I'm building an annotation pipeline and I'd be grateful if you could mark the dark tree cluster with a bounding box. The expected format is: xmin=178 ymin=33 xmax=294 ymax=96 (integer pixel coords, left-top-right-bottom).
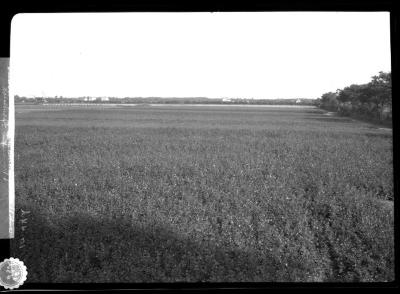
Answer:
xmin=316 ymin=72 xmax=392 ymax=122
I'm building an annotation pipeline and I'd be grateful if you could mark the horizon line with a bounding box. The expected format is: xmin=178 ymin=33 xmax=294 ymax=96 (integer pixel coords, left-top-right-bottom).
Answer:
xmin=14 ymin=96 xmax=318 ymax=100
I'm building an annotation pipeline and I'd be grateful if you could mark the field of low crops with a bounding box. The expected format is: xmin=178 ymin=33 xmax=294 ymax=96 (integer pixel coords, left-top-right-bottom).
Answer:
xmin=11 ymin=105 xmax=393 ymax=282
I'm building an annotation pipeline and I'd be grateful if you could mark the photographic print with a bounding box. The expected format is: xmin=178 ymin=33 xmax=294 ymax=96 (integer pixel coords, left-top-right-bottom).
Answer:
xmin=9 ymin=12 xmax=393 ymax=283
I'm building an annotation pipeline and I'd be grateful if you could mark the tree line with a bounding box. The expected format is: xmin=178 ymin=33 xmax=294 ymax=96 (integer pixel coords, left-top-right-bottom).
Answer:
xmin=14 ymin=96 xmax=316 ymax=105
xmin=316 ymin=71 xmax=392 ymax=123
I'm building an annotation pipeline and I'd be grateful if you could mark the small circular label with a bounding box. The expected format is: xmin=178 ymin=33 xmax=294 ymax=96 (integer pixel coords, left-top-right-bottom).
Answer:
xmin=0 ymin=258 xmax=28 ymax=290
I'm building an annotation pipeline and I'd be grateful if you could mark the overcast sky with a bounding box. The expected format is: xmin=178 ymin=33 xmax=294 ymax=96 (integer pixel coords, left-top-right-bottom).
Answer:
xmin=10 ymin=12 xmax=391 ymax=99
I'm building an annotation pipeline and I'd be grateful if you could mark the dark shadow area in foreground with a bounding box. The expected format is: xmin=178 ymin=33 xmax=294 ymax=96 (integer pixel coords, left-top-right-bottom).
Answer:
xmin=11 ymin=204 xmax=288 ymax=283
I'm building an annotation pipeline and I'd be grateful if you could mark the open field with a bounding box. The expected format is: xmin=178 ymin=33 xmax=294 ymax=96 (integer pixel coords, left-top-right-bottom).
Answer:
xmin=11 ymin=105 xmax=393 ymax=282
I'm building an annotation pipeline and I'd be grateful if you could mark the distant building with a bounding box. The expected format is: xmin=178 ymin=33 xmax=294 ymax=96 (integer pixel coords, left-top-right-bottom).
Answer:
xmin=296 ymin=99 xmax=302 ymax=104
xmin=100 ymin=97 xmax=109 ymax=102
xmin=222 ymin=98 xmax=232 ymax=102
xmin=84 ymin=97 xmax=96 ymax=102
xmin=382 ymin=105 xmax=392 ymax=119
xmin=382 ymin=105 xmax=391 ymax=113
xmin=34 ymin=97 xmax=45 ymax=103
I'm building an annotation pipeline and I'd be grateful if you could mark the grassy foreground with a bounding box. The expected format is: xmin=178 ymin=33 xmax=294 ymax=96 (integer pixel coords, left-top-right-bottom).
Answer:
xmin=12 ymin=105 xmax=393 ymax=282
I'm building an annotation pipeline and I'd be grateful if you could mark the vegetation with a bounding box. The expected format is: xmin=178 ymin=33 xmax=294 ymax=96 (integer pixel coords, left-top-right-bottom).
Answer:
xmin=317 ymin=72 xmax=392 ymax=124
xmin=11 ymin=105 xmax=393 ymax=282
xmin=14 ymin=95 xmax=316 ymax=106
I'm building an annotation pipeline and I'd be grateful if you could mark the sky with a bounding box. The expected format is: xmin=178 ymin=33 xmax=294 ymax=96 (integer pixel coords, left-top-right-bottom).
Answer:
xmin=10 ymin=12 xmax=391 ymax=99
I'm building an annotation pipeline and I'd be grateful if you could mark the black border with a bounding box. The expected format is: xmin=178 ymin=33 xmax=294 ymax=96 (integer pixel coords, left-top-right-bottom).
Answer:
xmin=0 ymin=0 xmax=398 ymax=291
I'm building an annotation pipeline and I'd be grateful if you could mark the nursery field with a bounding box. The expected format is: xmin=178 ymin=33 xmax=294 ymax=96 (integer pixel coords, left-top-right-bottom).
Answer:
xmin=11 ymin=104 xmax=393 ymax=282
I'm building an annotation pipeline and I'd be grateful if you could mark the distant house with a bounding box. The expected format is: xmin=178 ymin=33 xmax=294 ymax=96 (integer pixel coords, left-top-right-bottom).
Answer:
xmin=295 ymin=99 xmax=302 ymax=104
xmin=84 ymin=97 xmax=96 ymax=102
xmin=222 ymin=98 xmax=232 ymax=102
xmin=382 ymin=105 xmax=392 ymax=119
xmin=34 ymin=97 xmax=45 ymax=104
xmin=382 ymin=105 xmax=391 ymax=113
xmin=100 ymin=97 xmax=110 ymax=102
